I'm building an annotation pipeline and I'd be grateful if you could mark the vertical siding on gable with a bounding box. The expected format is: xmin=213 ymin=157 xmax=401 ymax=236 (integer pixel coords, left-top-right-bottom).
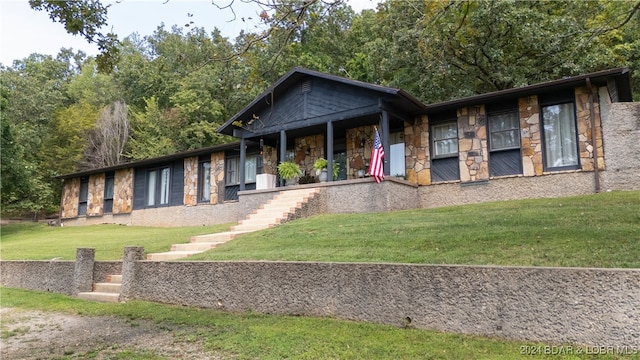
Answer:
xmin=113 ymin=168 xmax=133 ymax=214
xmin=183 ymin=157 xmax=198 ymax=206
xmin=575 ymin=86 xmax=605 ymax=172
xmin=61 ymin=178 xmax=80 ymax=219
xmin=87 ymin=173 xmax=105 ymax=216
xmin=519 ymin=95 xmax=543 ymax=176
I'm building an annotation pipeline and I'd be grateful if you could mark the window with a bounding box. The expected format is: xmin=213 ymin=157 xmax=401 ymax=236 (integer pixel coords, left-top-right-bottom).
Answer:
xmin=430 ymin=116 xmax=460 ymax=182
xmin=489 ymin=111 xmax=520 ymax=150
xmin=488 ymin=108 xmax=522 ymax=177
xmin=432 ymin=122 xmax=458 ymax=158
xmin=78 ymin=177 xmax=89 ymax=216
xmin=541 ymin=102 xmax=579 ymax=170
xmin=146 ymin=166 xmax=171 ymax=207
xmin=198 ymin=160 xmax=211 ymax=203
xmin=104 ymin=172 xmax=114 ymax=213
xmin=225 ymin=155 xmax=258 ymax=185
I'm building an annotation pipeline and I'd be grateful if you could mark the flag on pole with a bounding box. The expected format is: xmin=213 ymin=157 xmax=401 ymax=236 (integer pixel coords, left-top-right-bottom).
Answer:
xmin=369 ymin=129 xmax=385 ymax=183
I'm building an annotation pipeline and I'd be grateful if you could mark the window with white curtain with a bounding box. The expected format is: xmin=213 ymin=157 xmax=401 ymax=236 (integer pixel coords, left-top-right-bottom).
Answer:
xmin=541 ymin=103 xmax=579 ymax=170
xmin=198 ymin=161 xmax=211 ymax=203
xmin=432 ymin=122 xmax=458 ymax=158
xmin=225 ymin=155 xmax=258 ymax=185
xmin=146 ymin=166 xmax=171 ymax=207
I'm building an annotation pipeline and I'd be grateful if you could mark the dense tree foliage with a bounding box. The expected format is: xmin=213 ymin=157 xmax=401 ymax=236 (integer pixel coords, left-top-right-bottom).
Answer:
xmin=2 ymin=0 xmax=639 ymax=216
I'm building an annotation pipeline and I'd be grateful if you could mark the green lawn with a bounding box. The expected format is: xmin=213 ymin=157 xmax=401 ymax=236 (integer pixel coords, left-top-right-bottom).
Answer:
xmin=0 ymin=222 xmax=234 ymax=260
xmin=4 ymin=287 xmax=636 ymax=360
xmin=1 ymin=191 xmax=639 ymax=267
xmin=189 ymin=191 xmax=640 ymax=268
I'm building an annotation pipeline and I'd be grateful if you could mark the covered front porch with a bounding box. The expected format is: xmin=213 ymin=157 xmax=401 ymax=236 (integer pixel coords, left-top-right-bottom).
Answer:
xmin=218 ymin=67 xmax=428 ymax=197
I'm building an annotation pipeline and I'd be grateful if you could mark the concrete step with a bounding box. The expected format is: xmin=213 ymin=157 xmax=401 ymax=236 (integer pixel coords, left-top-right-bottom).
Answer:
xmin=106 ymin=274 xmax=122 ymax=283
xmin=93 ymin=282 xmax=122 ymax=293
xmin=231 ymin=223 xmax=273 ymax=232
xmin=172 ymin=242 xmax=222 ymax=252
xmin=190 ymin=231 xmax=250 ymax=243
xmin=147 ymin=250 xmax=203 ymax=261
xmin=77 ymin=291 xmax=120 ymax=303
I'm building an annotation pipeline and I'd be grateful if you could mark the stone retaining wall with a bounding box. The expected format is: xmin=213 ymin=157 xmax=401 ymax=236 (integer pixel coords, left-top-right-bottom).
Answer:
xmin=126 ymin=261 xmax=638 ymax=347
xmin=3 ymin=254 xmax=638 ymax=347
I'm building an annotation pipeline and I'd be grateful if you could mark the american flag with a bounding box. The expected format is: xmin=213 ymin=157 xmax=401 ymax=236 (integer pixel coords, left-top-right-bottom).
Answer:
xmin=369 ymin=129 xmax=385 ymax=183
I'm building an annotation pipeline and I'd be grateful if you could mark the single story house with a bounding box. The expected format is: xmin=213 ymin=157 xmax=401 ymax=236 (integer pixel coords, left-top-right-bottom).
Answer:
xmin=58 ymin=67 xmax=639 ymax=227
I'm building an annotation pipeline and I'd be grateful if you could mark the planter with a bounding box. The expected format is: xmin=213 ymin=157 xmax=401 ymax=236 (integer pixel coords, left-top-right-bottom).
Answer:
xmin=357 ymin=169 xmax=365 ymax=178
xmin=318 ymin=169 xmax=328 ymax=182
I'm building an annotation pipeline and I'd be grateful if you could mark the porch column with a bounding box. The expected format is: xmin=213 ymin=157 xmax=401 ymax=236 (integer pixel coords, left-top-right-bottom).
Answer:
xmin=327 ymin=121 xmax=334 ymax=182
xmin=279 ymin=130 xmax=287 ymax=187
xmin=381 ymin=109 xmax=391 ymax=176
xmin=239 ymin=137 xmax=246 ymax=191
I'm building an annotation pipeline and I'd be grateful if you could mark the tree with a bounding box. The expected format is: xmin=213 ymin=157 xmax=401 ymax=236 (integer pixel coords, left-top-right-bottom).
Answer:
xmin=29 ymin=0 xmax=120 ymax=72
xmin=83 ymin=100 xmax=130 ymax=169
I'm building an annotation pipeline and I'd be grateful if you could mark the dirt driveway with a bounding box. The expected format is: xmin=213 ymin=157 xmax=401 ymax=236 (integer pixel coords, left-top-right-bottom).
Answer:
xmin=0 ymin=307 xmax=227 ymax=359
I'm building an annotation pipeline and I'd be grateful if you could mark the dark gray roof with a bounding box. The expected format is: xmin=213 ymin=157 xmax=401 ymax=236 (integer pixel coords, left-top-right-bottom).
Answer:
xmin=217 ymin=67 xmax=429 ymax=136
xmin=57 ymin=142 xmax=242 ymax=179
xmin=422 ymin=67 xmax=632 ymax=113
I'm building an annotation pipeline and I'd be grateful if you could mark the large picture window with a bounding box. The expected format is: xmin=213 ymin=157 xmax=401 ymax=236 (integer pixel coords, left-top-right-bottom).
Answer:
xmin=541 ymin=102 xmax=579 ymax=170
xmin=146 ymin=166 xmax=171 ymax=207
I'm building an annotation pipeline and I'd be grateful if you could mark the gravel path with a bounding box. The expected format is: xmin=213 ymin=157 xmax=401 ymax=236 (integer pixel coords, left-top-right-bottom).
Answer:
xmin=0 ymin=307 xmax=227 ymax=359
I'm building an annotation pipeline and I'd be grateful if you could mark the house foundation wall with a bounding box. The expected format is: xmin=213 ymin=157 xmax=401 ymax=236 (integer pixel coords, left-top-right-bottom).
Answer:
xmin=60 ymin=202 xmax=240 ymax=227
xmin=420 ymin=171 xmax=600 ymax=208
xmin=3 ymin=258 xmax=638 ymax=347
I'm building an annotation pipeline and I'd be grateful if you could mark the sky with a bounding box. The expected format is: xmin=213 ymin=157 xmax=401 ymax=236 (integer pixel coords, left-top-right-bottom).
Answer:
xmin=0 ymin=0 xmax=379 ymax=67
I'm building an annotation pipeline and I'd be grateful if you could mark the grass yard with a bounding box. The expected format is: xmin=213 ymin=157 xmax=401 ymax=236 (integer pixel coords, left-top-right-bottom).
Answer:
xmin=189 ymin=190 xmax=640 ymax=268
xmin=4 ymin=287 xmax=637 ymax=360
xmin=1 ymin=191 xmax=639 ymax=267
xmin=0 ymin=222 xmax=234 ymax=260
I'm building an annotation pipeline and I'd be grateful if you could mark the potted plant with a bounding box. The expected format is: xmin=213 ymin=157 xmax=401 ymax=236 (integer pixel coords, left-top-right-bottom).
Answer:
xmin=278 ymin=161 xmax=301 ymax=185
xmin=313 ymin=158 xmax=339 ymax=182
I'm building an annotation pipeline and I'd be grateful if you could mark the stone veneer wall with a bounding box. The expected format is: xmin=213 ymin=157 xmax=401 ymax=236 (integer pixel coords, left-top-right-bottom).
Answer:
xmin=575 ymin=86 xmax=605 ymax=172
xmin=519 ymin=95 xmax=544 ymax=176
xmin=87 ymin=173 xmax=105 ymax=216
xmin=262 ymin=145 xmax=278 ymax=175
xmin=211 ymin=151 xmax=225 ymax=205
xmin=405 ymin=116 xmax=431 ymax=185
xmin=183 ymin=156 xmax=198 ymax=206
xmin=113 ymin=168 xmax=133 ymax=214
xmin=61 ymin=178 xmax=80 ymax=219
xmin=294 ymin=134 xmax=325 ymax=176
xmin=345 ymin=126 xmax=373 ymax=179
xmin=458 ymin=105 xmax=489 ymax=182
